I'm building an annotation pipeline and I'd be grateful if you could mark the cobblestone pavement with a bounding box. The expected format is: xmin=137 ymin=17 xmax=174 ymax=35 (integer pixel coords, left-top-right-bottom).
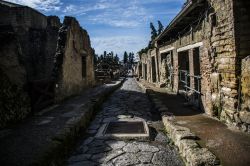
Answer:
xmin=67 ymin=78 xmax=184 ymax=166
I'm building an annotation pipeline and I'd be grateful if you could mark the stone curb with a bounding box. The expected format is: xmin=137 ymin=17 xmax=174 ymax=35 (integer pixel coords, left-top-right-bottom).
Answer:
xmin=136 ymin=79 xmax=151 ymax=94
xmin=136 ymin=80 xmax=220 ymax=166
xmin=37 ymin=78 xmax=125 ymax=165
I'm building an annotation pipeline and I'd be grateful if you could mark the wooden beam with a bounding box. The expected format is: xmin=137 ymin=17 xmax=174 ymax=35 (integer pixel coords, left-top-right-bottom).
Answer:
xmin=160 ymin=47 xmax=175 ymax=54
xmin=177 ymin=42 xmax=203 ymax=52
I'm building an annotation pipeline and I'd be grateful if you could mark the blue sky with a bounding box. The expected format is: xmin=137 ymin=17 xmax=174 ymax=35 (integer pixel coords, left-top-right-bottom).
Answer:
xmin=7 ymin=0 xmax=185 ymax=58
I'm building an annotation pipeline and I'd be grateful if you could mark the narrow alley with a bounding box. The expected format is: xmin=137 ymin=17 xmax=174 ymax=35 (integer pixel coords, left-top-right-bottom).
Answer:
xmin=66 ymin=78 xmax=184 ymax=166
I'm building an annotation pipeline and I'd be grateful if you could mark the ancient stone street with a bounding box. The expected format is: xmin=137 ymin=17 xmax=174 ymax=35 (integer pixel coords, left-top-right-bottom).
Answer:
xmin=1 ymin=0 xmax=250 ymax=165
xmin=67 ymin=78 xmax=184 ymax=166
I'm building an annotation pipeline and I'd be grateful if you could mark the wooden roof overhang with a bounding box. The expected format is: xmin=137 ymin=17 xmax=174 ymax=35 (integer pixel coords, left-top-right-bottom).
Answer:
xmin=156 ymin=0 xmax=207 ymax=46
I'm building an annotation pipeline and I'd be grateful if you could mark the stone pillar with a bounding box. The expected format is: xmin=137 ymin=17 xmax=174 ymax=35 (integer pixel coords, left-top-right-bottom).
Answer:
xmin=173 ymin=48 xmax=179 ymax=92
xmin=150 ymin=58 xmax=153 ymax=83
xmin=142 ymin=63 xmax=145 ymax=80
xmin=189 ymin=48 xmax=195 ymax=90
xmin=138 ymin=63 xmax=142 ymax=78
xmin=148 ymin=60 xmax=151 ymax=82
xmin=158 ymin=53 xmax=162 ymax=82
xmin=155 ymin=49 xmax=160 ymax=83
xmin=153 ymin=56 xmax=158 ymax=83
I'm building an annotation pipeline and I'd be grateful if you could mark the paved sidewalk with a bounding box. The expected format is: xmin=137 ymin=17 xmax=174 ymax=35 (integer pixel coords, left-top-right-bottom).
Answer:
xmin=67 ymin=78 xmax=184 ymax=166
xmin=139 ymin=80 xmax=250 ymax=166
xmin=0 ymin=79 xmax=123 ymax=166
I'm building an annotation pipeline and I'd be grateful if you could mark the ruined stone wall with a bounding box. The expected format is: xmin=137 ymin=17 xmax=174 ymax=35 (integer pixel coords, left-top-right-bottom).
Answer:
xmin=54 ymin=17 xmax=95 ymax=101
xmin=140 ymin=53 xmax=148 ymax=80
xmin=0 ymin=4 xmax=95 ymax=128
xmin=0 ymin=5 xmax=59 ymax=128
xmin=0 ymin=5 xmax=47 ymax=29
xmin=0 ymin=5 xmax=60 ymax=81
xmin=238 ymin=56 xmax=250 ymax=131
xmin=203 ymin=0 xmax=237 ymax=125
xmin=0 ymin=30 xmax=31 ymax=128
xmin=207 ymin=0 xmax=250 ymax=131
xmin=44 ymin=16 xmax=61 ymax=79
xmin=81 ymin=29 xmax=95 ymax=86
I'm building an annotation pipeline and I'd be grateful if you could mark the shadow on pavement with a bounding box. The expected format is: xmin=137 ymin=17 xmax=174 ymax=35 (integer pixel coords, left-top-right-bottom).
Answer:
xmin=148 ymin=86 xmax=250 ymax=166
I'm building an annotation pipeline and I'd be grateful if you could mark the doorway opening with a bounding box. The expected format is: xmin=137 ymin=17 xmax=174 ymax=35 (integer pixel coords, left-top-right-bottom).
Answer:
xmin=178 ymin=51 xmax=190 ymax=91
xmin=161 ymin=51 xmax=173 ymax=88
xmin=151 ymin=56 xmax=157 ymax=83
xmin=82 ymin=56 xmax=87 ymax=78
xmin=139 ymin=63 xmax=142 ymax=78
xmin=193 ymin=47 xmax=201 ymax=94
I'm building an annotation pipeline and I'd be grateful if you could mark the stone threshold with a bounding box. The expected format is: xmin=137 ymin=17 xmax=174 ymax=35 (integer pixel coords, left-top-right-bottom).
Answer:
xmin=136 ymin=80 xmax=220 ymax=166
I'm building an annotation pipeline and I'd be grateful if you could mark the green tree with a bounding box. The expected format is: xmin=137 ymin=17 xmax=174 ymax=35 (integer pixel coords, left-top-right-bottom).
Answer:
xmin=150 ymin=22 xmax=157 ymax=40
xmin=123 ymin=51 xmax=128 ymax=64
xmin=114 ymin=54 xmax=119 ymax=64
xmin=128 ymin=52 xmax=132 ymax=63
xmin=138 ymin=47 xmax=149 ymax=55
xmin=100 ymin=54 xmax=104 ymax=60
xmin=157 ymin=20 xmax=164 ymax=35
xmin=94 ymin=54 xmax=98 ymax=65
xmin=129 ymin=52 xmax=134 ymax=64
xmin=104 ymin=51 xmax=107 ymax=58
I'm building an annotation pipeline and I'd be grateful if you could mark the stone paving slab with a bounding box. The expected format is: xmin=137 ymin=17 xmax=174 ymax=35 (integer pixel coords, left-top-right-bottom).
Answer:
xmin=67 ymin=78 xmax=184 ymax=166
xmin=0 ymin=79 xmax=124 ymax=166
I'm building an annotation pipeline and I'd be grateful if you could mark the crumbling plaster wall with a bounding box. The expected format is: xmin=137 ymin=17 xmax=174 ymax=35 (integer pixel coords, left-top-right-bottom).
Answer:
xmin=54 ymin=17 xmax=95 ymax=102
xmin=0 ymin=4 xmax=95 ymax=128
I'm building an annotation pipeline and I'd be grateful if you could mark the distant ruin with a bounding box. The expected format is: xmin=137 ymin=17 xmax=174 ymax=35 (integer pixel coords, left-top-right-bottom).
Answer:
xmin=0 ymin=1 xmax=95 ymax=128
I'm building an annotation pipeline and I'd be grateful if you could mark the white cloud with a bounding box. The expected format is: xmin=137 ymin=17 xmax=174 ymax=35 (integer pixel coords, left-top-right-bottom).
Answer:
xmin=63 ymin=4 xmax=76 ymax=13
xmin=61 ymin=0 xmax=153 ymax=28
xmin=91 ymin=36 xmax=148 ymax=57
xmin=89 ymin=15 xmax=141 ymax=28
xmin=62 ymin=1 xmax=114 ymax=16
xmin=6 ymin=0 xmax=62 ymax=11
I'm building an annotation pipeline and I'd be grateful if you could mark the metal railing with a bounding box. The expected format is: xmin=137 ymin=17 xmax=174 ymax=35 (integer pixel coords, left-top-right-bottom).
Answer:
xmin=179 ymin=70 xmax=201 ymax=94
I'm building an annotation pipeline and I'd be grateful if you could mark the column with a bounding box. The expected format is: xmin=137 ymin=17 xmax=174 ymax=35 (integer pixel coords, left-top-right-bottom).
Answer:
xmin=189 ymin=48 xmax=195 ymax=90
